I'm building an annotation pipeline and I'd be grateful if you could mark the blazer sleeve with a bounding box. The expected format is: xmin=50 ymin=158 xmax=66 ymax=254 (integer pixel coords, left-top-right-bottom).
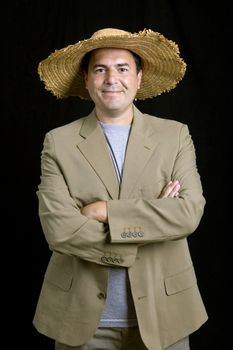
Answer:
xmin=37 ymin=132 xmax=137 ymax=266
xmin=107 ymin=124 xmax=206 ymax=243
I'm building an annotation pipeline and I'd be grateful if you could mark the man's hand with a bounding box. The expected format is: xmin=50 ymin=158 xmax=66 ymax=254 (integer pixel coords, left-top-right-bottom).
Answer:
xmin=80 ymin=201 xmax=108 ymax=223
xmin=158 ymin=180 xmax=180 ymax=198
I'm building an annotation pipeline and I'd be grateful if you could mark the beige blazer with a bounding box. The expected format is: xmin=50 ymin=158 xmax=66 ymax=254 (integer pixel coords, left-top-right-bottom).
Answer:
xmin=33 ymin=106 xmax=208 ymax=350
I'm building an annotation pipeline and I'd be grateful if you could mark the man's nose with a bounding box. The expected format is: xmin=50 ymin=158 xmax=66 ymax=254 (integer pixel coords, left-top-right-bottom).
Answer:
xmin=104 ymin=69 xmax=118 ymax=84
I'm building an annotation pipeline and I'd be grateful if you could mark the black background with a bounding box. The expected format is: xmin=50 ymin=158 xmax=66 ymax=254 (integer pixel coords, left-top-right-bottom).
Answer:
xmin=2 ymin=1 xmax=231 ymax=349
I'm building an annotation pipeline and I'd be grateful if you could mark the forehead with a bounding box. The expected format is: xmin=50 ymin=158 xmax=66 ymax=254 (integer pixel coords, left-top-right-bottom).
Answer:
xmin=89 ymin=48 xmax=135 ymax=64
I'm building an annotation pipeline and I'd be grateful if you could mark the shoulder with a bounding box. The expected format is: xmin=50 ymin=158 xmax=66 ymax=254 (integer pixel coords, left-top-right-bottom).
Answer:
xmin=48 ymin=117 xmax=84 ymax=137
xmin=43 ymin=115 xmax=92 ymax=146
xmin=141 ymin=112 xmax=189 ymax=138
xmin=143 ymin=112 xmax=184 ymax=128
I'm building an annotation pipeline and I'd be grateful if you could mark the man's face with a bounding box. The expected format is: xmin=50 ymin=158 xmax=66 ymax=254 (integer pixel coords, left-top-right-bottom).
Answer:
xmin=84 ymin=48 xmax=142 ymax=115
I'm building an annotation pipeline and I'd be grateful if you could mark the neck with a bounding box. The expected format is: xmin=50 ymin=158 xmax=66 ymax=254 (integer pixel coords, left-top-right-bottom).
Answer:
xmin=95 ymin=105 xmax=134 ymax=125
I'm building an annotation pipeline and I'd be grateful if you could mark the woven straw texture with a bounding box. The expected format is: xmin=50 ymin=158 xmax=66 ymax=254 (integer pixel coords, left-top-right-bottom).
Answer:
xmin=38 ymin=28 xmax=187 ymax=100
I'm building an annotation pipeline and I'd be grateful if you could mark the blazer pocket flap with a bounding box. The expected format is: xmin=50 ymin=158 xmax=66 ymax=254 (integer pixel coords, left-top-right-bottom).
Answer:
xmin=164 ymin=266 xmax=197 ymax=296
xmin=45 ymin=260 xmax=73 ymax=291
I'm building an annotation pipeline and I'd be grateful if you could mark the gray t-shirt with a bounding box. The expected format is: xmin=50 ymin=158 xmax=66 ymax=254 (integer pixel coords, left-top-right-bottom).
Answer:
xmin=99 ymin=122 xmax=137 ymax=327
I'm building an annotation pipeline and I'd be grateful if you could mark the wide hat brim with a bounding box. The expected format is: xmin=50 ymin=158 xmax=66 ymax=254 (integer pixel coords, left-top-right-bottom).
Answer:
xmin=38 ymin=28 xmax=187 ymax=100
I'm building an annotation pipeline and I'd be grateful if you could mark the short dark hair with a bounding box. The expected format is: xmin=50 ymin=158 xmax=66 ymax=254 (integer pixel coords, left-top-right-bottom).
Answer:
xmin=81 ymin=50 xmax=142 ymax=73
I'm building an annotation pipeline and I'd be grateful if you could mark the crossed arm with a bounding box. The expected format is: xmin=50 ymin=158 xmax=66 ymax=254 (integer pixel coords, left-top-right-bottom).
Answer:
xmin=80 ymin=180 xmax=181 ymax=224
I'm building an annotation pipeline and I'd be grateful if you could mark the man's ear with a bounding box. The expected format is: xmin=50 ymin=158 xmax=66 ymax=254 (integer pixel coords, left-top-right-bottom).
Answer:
xmin=83 ymin=71 xmax=88 ymax=86
xmin=137 ymin=70 xmax=142 ymax=89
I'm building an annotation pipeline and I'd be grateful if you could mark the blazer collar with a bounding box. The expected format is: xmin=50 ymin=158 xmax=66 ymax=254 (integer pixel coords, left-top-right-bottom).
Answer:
xmin=119 ymin=105 xmax=158 ymax=199
xmin=77 ymin=110 xmax=120 ymax=199
xmin=77 ymin=106 xmax=159 ymax=199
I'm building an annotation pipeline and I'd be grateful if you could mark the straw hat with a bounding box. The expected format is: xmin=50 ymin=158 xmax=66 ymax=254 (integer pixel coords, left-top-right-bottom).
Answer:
xmin=38 ymin=28 xmax=187 ymax=100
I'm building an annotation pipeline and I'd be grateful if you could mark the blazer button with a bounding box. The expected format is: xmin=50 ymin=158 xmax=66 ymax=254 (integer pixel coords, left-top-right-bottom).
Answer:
xmin=97 ymin=292 xmax=106 ymax=300
xmin=107 ymin=257 xmax=113 ymax=263
xmin=101 ymin=256 xmax=108 ymax=263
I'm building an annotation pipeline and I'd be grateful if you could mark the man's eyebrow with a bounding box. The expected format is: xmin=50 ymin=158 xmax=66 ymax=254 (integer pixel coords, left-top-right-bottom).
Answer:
xmin=117 ymin=63 xmax=130 ymax=67
xmin=93 ymin=64 xmax=106 ymax=68
xmin=93 ymin=63 xmax=130 ymax=68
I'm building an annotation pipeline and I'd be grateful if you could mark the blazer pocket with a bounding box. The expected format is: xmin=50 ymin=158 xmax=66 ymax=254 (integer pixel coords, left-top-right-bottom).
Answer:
xmin=44 ymin=256 xmax=73 ymax=291
xmin=164 ymin=266 xmax=197 ymax=296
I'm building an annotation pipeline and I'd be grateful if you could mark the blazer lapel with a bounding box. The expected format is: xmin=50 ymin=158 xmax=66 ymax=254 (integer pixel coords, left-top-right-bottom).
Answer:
xmin=77 ymin=110 xmax=119 ymax=199
xmin=120 ymin=106 xmax=159 ymax=199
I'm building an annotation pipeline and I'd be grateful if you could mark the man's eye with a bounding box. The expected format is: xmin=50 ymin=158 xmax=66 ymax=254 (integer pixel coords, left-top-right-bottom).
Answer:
xmin=119 ymin=67 xmax=129 ymax=73
xmin=95 ymin=68 xmax=105 ymax=73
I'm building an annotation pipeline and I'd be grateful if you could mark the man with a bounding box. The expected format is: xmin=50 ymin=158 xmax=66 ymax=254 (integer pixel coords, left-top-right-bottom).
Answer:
xmin=33 ymin=28 xmax=208 ymax=350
